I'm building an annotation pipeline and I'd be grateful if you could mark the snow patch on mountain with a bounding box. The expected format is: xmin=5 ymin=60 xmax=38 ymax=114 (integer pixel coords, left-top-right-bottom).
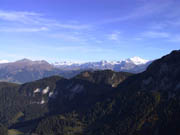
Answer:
xmin=53 ymin=61 xmax=84 ymax=66
xmin=33 ymin=86 xmax=50 ymax=95
xmin=34 ymin=88 xmax=41 ymax=93
xmin=40 ymin=99 xmax=45 ymax=104
xmin=42 ymin=86 xmax=50 ymax=94
xmin=49 ymin=91 xmax=58 ymax=98
xmin=49 ymin=91 xmax=54 ymax=97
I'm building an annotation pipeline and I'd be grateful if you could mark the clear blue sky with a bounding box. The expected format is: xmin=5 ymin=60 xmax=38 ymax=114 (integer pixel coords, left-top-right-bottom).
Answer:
xmin=0 ymin=0 xmax=180 ymax=62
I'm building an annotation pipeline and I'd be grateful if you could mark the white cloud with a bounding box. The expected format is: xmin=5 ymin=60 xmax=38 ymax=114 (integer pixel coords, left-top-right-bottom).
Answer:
xmin=149 ymin=22 xmax=167 ymax=30
xmin=0 ymin=10 xmax=41 ymax=24
xmin=50 ymin=33 xmax=84 ymax=42
xmin=95 ymin=40 xmax=103 ymax=44
xmin=133 ymin=37 xmax=143 ymax=41
xmin=109 ymin=34 xmax=119 ymax=40
xmin=52 ymin=23 xmax=91 ymax=30
xmin=55 ymin=45 xmax=114 ymax=53
xmin=108 ymin=32 xmax=121 ymax=41
xmin=0 ymin=27 xmax=48 ymax=32
xmin=166 ymin=19 xmax=180 ymax=27
xmin=141 ymin=31 xmax=170 ymax=38
xmin=100 ymin=0 xmax=173 ymax=24
xmin=168 ymin=35 xmax=180 ymax=42
xmin=139 ymin=30 xmax=180 ymax=43
xmin=0 ymin=10 xmax=91 ymax=32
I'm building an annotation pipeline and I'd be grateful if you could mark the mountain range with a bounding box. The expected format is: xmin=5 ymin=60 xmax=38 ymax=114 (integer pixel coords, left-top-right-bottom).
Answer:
xmin=0 ymin=57 xmax=152 ymax=83
xmin=52 ymin=56 xmax=151 ymax=72
xmin=0 ymin=50 xmax=180 ymax=135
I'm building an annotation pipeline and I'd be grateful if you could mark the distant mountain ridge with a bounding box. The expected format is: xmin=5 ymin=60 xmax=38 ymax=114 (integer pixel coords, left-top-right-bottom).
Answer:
xmin=0 ymin=56 xmax=149 ymax=66
xmin=52 ymin=56 xmax=150 ymax=70
xmin=0 ymin=59 xmax=82 ymax=83
xmin=0 ymin=57 xmax=152 ymax=83
xmin=52 ymin=56 xmax=152 ymax=73
xmin=53 ymin=56 xmax=152 ymax=73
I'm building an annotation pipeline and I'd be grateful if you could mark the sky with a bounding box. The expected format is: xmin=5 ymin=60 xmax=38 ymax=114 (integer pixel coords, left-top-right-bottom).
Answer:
xmin=0 ymin=0 xmax=180 ymax=62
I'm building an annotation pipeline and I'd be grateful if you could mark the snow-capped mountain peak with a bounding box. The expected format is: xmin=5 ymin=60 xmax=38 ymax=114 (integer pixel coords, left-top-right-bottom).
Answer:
xmin=128 ymin=56 xmax=148 ymax=65
xmin=52 ymin=57 xmax=149 ymax=67
xmin=0 ymin=60 xmax=9 ymax=64
xmin=53 ymin=61 xmax=84 ymax=66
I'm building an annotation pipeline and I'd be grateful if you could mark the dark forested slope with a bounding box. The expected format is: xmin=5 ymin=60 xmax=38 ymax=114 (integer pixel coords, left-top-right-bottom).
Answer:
xmin=0 ymin=70 xmax=131 ymax=134
xmin=35 ymin=50 xmax=180 ymax=135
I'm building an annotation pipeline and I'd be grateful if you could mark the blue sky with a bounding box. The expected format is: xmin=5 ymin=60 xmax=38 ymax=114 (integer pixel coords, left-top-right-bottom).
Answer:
xmin=0 ymin=0 xmax=180 ymax=62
